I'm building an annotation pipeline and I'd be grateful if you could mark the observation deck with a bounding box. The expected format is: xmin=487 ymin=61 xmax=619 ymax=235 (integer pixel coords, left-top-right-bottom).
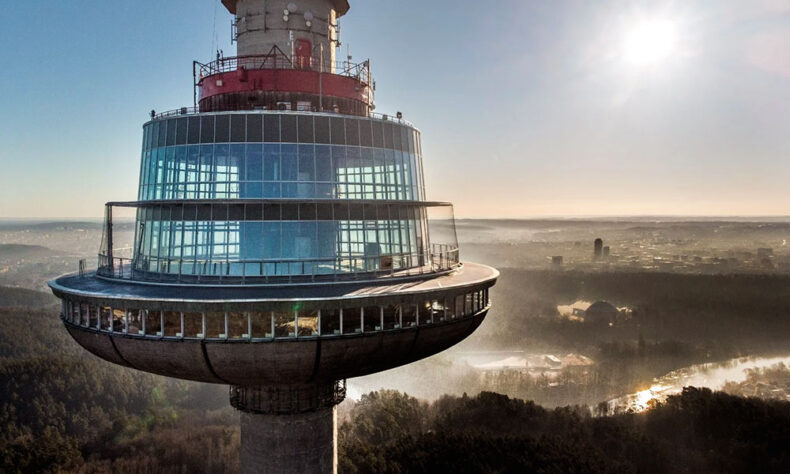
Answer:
xmin=195 ymin=50 xmax=373 ymax=116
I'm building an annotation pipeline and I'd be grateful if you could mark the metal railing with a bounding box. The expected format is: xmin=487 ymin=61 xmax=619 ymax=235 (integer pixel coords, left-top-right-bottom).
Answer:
xmin=195 ymin=51 xmax=371 ymax=85
xmin=96 ymin=243 xmax=459 ymax=285
xmin=150 ymin=106 xmax=414 ymax=128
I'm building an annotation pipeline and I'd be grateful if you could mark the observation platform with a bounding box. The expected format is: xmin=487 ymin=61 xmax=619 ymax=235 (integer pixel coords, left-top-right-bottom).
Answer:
xmin=51 ymin=262 xmax=497 ymax=309
xmin=195 ymin=51 xmax=372 ymax=115
xmin=50 ymin=263 xmax=498 ymax=386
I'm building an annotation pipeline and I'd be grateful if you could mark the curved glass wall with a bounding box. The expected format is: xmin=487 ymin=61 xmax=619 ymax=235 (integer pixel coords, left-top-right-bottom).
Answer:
xmin=99 ymin=202 xmax=459 ymax=281
xmin=138 ymin=113 xmax=424 ymax=201
xmin=132 ymin=204 xmax=426 ymax=277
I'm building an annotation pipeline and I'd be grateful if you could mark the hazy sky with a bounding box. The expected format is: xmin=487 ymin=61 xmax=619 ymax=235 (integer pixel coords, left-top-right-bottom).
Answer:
xmin=1 ymin=0 xmax=789 ymax=218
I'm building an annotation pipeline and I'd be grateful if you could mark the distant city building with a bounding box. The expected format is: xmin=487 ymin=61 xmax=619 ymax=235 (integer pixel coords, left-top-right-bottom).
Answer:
xmin=594 ymin=238 xmax=603 ymax=259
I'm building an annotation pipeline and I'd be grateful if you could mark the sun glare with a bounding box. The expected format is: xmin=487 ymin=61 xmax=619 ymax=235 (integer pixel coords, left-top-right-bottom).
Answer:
xmin=623 ymin=19 xmax=678 ymax=67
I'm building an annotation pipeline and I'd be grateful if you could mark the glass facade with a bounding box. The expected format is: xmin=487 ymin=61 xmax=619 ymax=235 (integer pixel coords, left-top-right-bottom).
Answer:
xmin=131 ymin=202 xmax=429 ymax=276
xmin=60 ymin=287 xmax=490 ymax=340
xmin=138 ymin=113 xmax=424 ymax=201
xmin=95 ymin=111 xmax=456 ymax=280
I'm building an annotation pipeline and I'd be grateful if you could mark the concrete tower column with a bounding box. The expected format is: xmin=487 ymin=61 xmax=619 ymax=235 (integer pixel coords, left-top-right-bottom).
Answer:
xmin=240 ymin=407 xmax=337 ymax=474
xmin=231 ymin=382 xmax=346 ymax=473
xmin=227 ymin=0 xmax=345 ymax=69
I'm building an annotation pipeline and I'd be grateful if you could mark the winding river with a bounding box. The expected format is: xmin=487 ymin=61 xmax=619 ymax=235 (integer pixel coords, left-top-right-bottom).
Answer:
xmin=606 ymin=355 xmax=790 ymax=413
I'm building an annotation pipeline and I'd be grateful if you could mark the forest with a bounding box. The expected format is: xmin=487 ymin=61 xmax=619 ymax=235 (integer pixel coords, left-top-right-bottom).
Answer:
xmin=3 ymin=275 xmax=790 ymax=472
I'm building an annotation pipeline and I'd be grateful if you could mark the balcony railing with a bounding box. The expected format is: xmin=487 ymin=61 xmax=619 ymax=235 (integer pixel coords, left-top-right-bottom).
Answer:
xmin=96 ymin=243 xmax=460 ymax=285
xmin=151 ymin=106 xmax=413 ymax=128
xmin=195 ymin=50 xmax=371 ymax=85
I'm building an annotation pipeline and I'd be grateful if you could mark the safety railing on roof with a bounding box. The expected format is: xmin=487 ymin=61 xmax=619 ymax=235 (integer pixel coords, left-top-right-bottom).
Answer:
xmin=150 ymin=107 xmax=413 ymax=128
xmin=96 ymin=243 xmax=459 ymax=285
xmin=195 ymin=49 xmax=371 ymax=85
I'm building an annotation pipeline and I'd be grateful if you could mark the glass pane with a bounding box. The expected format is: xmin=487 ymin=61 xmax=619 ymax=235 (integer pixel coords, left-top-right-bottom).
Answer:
xmin=280 ymin=115 xmax=297 ymax=142
xmin=247 ymin=114 xmax=263 ymax=142
xmin=145 ymin=310 xmax=162 ymax=335
xmin=264 ymin=114 xmax=280 ymax=142
xmin=298 ymin=310 xmax=318 ymax=336
xmin=100 ymin=306 xmax=112 ymax=330
xmin=163 ymin=311 xmax=180 ymax=337
xmin=363 ymin=306 xmax=380 ymax=332
xmin=314 ymin=116 xmax=330 ymax=143
xmin=215 ymin=114 xmax=230 ymax=142
xmin=251 ymin=311 xmax=274 ymax=338
xmin=228 ymin=312 xmax=248 ymax=339
xmin=431 ymin=300 xmax=445 ymax=322
xmin=231 ymin=114 xmax=246 ymax=142
xmin=187 ymin=116 xmax=200 ymax=144
xmin=200 ymin=115 xmax=215 ymax=143
xmin=184 ymin=312 xmax=203 ymax=337
xmin=383 ymin=304 xmax=400 ymax=330
xmin=128 ymin=309 xmax=143 ymax=335
xmin=445 ymin=297 xmax=457 ymax=320
xmin=274 ymin=311 xmax=295 ymax=337
xmin=297 ymin=115 xmax=314 ymax=143
xmin=78 ymin=303 xmax=89 ymax=326
xmin=330 ymin=117 xmax=345 ymax=145
xmin=205 ymin=312 xmax=225 ymax=338
xmin=320 ymin=308 xmax=341 ymax=335
xmin=112 ymin=308 xmax=126 ymax=332
xmin=342 ymin=307 xmax=361 ymax=334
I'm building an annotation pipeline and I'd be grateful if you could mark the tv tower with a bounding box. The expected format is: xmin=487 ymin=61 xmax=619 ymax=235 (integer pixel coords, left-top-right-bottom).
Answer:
xmin=49 ymin=1 xmax=498 ymax=472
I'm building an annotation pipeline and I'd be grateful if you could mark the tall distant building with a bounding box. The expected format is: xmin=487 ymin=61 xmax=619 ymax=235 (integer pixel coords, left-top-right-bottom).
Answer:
xmin=594 ymin=238 xmax=603 ymax=259
xmin=47 ymin=1 xmax=498 ymax=472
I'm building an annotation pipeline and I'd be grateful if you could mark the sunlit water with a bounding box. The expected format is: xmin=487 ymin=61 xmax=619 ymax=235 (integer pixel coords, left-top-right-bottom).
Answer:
xmin=607 ymin=355 xmax=790 ymax=414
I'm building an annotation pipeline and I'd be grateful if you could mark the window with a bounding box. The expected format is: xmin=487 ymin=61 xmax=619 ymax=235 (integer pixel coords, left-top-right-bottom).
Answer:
xmin=225 ymin=312 xmax=247 ymax=339
xmin=321 ymin=308 xmax=341 ymax=335
xmin=100 ymin=306 xmax=112 ymax=330
xmin=183 ymin=312 xmax=203 ymax=337
xmin=247 ymin=114 xmax=263 ymax=142
xmin=251 ymin=311 xmax=274 ymax=338
xmin=342 ymin=307 xmax=361 ymax=334
xmin=298 ymin=310 xmax=318 ymax=336
xmin=445 ymin=297 xmax=457 ymax=320
xmin=145 ymin=310 xmax=162 ymax=336
xmin=274 ymin=311 xmax=295 ymax=337
xmin=163 ymin=311 xmax=181 ymax=337
xmin=403 ymin=304 xmax=418 ymax=327
xmin=264 ymin=115 xmax=280 ymax=142
xmin=79 ymin=303 xmax=90 ymax=326
xmin=363 ymin=306 xmax=380 ymax=332
xmin=128 ymin=309 xmax=143 ymax=335
xmin=112 ymin=308 xmax=126 ymax=332
xmin=383 ymin=305 xmax=400 ymax=329
xmin=231 ymin=114 xmax=246 ymax=142
xmin=200 ymin=116 xmax=215 ymax=143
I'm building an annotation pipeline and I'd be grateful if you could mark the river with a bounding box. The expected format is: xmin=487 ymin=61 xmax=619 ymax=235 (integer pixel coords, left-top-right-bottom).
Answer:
xmin=606 ymin=355 xmax=790 ymax=414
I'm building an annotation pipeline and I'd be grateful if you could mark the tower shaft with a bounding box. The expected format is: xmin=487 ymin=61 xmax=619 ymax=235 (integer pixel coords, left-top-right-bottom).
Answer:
xmin=232 ymin=381 xmax=345 ymax=474
xmin=240 ymin=408 xmax=336 ymax=474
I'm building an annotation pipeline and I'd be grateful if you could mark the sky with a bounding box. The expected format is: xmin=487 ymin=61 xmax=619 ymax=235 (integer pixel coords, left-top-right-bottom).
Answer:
xmin=1 ymin=0 xmax=789 ymax=218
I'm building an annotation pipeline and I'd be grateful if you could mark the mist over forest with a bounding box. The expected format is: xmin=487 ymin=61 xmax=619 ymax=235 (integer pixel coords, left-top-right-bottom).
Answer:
xmin=3 ymin=219 xmax=790 ymax=472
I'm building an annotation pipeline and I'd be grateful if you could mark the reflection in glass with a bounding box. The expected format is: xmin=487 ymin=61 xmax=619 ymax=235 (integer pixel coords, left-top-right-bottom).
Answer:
xmin=298 ymin=310 xmax=318 ymax=336
xmin=274 ymin=311 xmax=295 ymax=337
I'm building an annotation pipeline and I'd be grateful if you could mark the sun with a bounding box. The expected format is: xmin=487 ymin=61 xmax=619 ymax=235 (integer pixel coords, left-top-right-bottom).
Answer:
xmin=623 ymin=19 xmax=678 ymax=67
